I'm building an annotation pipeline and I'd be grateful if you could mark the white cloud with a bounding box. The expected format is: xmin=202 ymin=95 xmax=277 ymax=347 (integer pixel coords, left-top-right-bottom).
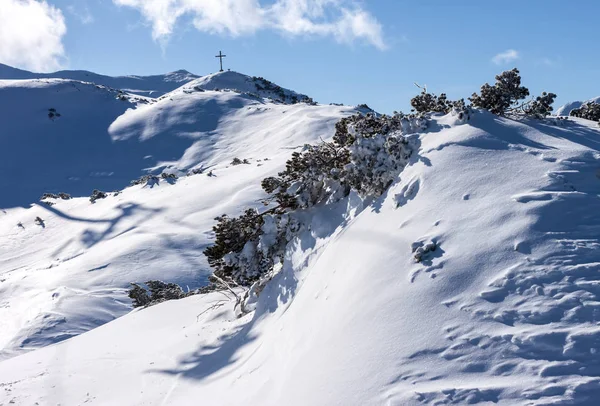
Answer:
xmin=0 ymin=0 xmax=67 ymax=72
xmin=67 ymin=5 xmax=95 ymax=25
xmin=113 ymin=0 xmax=386 ymax=49
xmin=492 ymin=49 xmax=519 ymax=65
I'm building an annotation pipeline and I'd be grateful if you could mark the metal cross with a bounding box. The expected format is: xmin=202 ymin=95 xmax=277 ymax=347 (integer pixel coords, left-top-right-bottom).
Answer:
xmin=215 ymin=51 xmax=226 ymax=72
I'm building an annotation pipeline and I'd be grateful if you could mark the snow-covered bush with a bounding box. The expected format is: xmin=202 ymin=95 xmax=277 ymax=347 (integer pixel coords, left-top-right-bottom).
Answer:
xmin=205 ymin=112 xmax=422 ymax=286
xmin=204 ymin=209 xmax=266 ymax=285
xmin=128 ymin=281 xmax=189 ymax=308
xmin=205 ymin=212 xmax=300 ymax=285
xmin=161 ymin=173 xmax=178 ymax=183
xmin=161 ymin=173 xmax=177 ymax=179
xmin=128 ymin=284 xmax=151 ymax=307
xmin=412 ymin=240 xmax=437 ymax=263
xmin=130 ymin=174 xmax=159 ymax=186
xmin=451 ymin=99 xmax=472 ymax=121
xmin=89 ymin=189 xmax=107 ymax=203
xmin=470 ymin=68 xmax=530 ymax=115
xmin=410 ymin=89 xmax=452 ymax=114
xmin=470 ymin=69 xmax=557 ymax=119
xmin=187 ymin=167 xmax=205 ymax=176
xmin=570 ymin=101 xmax=600 ymax=124
xmin=342 ymin=114 xmax=417 ymax=196
xmin=41 ymin=192 xmax=71 ymax=200
xmin=231 ymin=158 xmax=250 ymax=166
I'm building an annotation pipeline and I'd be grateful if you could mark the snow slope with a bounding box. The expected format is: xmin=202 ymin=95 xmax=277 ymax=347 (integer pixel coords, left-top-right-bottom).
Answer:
xmin=556 ymin=96 xmax=600 ymax=116
xmin=1 ymin=111 xmax=599 ymax=405
xmin=0 ymin=63 xmax=199 ymax=97
xmin=182 ymin=70 xmax=312 ymax=103
xmin=0 ymin=74 xmax=355 ymax=359
xmin=0 ymin=72 xmax=321 ymax=208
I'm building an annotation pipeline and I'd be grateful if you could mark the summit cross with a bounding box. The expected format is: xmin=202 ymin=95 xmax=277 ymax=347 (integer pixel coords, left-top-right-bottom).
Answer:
xmin=215 ymin=51 xmax=226 ymax=72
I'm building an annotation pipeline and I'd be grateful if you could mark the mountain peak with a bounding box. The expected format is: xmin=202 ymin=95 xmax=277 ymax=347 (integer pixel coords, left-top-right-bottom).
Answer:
xmin=182 ymin=70 xmax=314 ymax=104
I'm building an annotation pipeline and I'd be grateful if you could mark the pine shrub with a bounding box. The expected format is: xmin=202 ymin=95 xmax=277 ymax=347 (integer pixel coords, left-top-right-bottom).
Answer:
xmin=524 ymin=92 xmax=557 ymax=118
xmin=410 ymin=89 xmax=452 ymax=114
xmin=470 ymin=68 xmax=530 ymax=115
xmin=204 ymin=112 xmax=422 ymax=286
xmin=90 ymin=189 xmax=107 ymax=203
xmin=128 ymin=281 xmax=189 ymax=308
xmin=570 ymin=102 xmax=600 ymax=123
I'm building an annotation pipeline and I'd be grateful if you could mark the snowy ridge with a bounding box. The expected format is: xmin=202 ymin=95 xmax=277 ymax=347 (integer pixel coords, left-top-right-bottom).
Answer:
xmin=1 ymin=111 xmax=600 ymax=405
xmin=556 ymin=96 xmax=600 ymax=116
xmin=176 ymin=70 xmax=313 ymax=104
xmin=0 ymin=75 xmax=356 ymax=359
xmin=0 ymin=63 xmax=199 ymax=97
xmin=0 ymin=75 xmax=336 ymax=208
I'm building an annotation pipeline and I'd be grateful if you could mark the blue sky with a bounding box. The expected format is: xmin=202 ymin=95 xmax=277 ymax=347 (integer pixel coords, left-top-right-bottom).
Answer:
xmin=1 ymin=0 xmax=599 ymax=113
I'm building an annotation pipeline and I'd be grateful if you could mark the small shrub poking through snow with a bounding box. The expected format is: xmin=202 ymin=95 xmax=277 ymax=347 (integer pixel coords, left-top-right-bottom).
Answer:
xmin=89 ymin=189 xmax=107 ymax=203
xmin=41 ymin=192 xmax=71 ymax=200
xmin=231 ymin=158 xmax=250 ymax=166
xmin=412 ymin=240 xmax=437 ymax=263
xmin=128 ymin=281 xmax=190 ymax=308
xmin=187 ymin=167 xmax=205 ymax=176
xmin=451 ymin=99 xmax=472 ymax=122
xmin=131 ymin=174 xmax=159 ymax=186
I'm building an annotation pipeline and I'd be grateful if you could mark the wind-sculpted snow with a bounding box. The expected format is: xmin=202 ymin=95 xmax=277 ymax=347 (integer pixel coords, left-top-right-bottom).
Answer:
xmin=1 ymin=103 xmax=600 ymax=405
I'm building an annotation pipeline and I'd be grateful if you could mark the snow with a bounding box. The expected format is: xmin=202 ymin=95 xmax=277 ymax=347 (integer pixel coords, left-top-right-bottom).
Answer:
xmin=0 ymin=72 xmax=356 ymax=359
xmin=0 ymin=62 xmax=199 ymax=97
xmin=181 ymin=70 xmax=311 ymax=103
xmin=2 ymin=65 xmax=600 ymax=404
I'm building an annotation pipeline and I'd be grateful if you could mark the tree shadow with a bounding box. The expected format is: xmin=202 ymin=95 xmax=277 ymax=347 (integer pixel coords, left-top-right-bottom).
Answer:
xmin=528 ymin=119 xmax=600 ymax=152
xmin=146 ymin=191 xmax=365 ymax=383
xmin=39 ymin=201 xmax=163 ymax=250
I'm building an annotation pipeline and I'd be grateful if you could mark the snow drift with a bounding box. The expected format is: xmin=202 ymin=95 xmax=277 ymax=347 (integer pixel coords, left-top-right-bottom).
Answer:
xmin=1 ymin=108 xmax=599 ymax=405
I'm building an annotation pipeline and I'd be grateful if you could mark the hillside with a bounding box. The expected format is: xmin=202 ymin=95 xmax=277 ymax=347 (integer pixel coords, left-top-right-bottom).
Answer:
xmin=1 ymin=108 xmax=599 ymax=405
xmin=0 ymin=63 xmax=199 ymax=97
xmin=181 ymin=70 xmax=313 ymax=104
xmin=0 ymin=71 xmax=321 ymax=209
xmin=0 ymin=72 xmax=356 ymax=359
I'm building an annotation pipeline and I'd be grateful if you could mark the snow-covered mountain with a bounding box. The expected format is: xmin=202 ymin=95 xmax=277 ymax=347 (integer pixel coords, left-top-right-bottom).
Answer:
xmin=556 ymin=96 xmax=600 ymax=116
xmin=0 ymin=70 xmax=355 ymax=360
xmin=1 ymin=66 xmax=600 ymax=405
xmin=0 ymin=70 xmax=320 ymax=208
xmin=0 ymin=63 xmax=199 ymax=97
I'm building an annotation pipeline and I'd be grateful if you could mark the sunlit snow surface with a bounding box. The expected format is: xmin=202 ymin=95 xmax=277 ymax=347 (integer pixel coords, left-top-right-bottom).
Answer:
xmin=0 ymin=72 xmax=355 ymax=360
xmin=1 ymin=69 xmax=600 ymax=404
